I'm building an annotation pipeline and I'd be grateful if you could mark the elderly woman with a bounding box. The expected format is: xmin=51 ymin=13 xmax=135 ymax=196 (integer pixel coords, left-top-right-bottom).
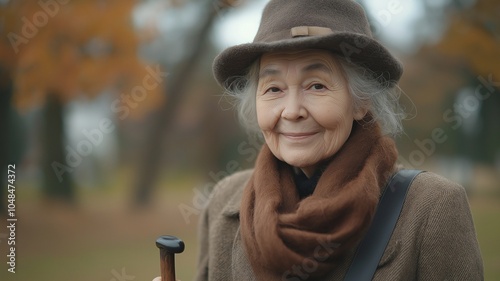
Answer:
xmin=185 ymin=0 xmax=484 ymax=280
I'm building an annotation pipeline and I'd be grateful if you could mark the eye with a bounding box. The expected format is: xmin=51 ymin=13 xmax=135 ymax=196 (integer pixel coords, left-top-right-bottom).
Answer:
xmin=265 ymin=87 xmax=281 ymax=93
xmin=310 ymin=83 xmax=326 ymax=90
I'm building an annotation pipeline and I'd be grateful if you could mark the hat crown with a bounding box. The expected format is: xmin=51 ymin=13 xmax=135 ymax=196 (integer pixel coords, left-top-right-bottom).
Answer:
xmin=212 ymin=0 xmax=403 ymax=87
xmin=254 ymin=0 xmax=372 ymax=43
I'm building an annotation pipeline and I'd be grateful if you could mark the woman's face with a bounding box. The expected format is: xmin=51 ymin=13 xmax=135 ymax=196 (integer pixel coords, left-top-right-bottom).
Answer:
xmin=256 ymin=50 xmax=367 ymax=177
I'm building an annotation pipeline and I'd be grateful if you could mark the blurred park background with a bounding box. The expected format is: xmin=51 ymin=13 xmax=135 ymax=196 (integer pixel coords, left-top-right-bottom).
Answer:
xmin=0 ymin=0 xmax=498 ymax=280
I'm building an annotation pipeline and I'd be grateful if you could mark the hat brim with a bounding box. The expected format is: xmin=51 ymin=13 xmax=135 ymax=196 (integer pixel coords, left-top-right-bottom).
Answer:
xmin=213 ymin=32 xmax=402 ymax=88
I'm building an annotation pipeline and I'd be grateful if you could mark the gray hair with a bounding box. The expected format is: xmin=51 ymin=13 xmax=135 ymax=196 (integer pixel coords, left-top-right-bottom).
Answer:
xmin=223 ymin=56 xmax=406 ymax=137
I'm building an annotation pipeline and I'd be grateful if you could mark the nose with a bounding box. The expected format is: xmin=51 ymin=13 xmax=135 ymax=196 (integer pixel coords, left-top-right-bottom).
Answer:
xmin=281 ymin=91 xmax=307 ymax=120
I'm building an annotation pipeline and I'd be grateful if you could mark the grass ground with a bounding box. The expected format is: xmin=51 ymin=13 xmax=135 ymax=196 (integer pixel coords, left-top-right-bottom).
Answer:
xmin=470 ymin=194 xmax=500 ymax=280
xmin=1 ymin=170 xmax=499 ymax=281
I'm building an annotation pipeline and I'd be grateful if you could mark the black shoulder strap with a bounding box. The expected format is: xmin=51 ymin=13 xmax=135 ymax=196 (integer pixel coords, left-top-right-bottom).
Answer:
xmin=343 ymin=169 xmax=422 ymax=281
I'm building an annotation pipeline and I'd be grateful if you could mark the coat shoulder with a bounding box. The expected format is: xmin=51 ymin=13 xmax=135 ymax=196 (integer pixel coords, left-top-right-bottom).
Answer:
xmin=375 ymin=170 xmax=483 ymax=280
xmin=401 ymin=170 xmax=470 ymax=222
xmin=408 ymin=171 xmax=467 ymax=202
xmin=403 ymin=172 xmax=484 ymax=279
xmin=206 ymin=169 xmax=253 ymax=216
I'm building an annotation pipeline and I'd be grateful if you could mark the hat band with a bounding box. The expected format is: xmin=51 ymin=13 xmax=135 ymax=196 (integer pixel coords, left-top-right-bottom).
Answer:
xmin=290 ymin=26 xmax=333 ymax=37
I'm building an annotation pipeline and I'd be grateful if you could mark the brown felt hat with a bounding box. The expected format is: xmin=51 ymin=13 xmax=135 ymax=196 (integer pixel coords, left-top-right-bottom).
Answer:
xmin=213 ymin=0 xmax=403 ymax=88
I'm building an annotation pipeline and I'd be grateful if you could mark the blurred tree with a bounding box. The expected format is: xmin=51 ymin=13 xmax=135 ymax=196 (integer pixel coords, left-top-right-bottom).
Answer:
xmin=1 ymin=0 xmax=163 ymax=203
xmin=396 ymin=0 xmax=499 ymax=169
xmin=131 ymin=0 xmax=239 ymax=206
xmin=434 ymin=0 xmax=500 ymax=164
xmin=0 ymin=0 xmax=23 ymax=212
xmin=436 ymin=0 xmax=499 ymax=79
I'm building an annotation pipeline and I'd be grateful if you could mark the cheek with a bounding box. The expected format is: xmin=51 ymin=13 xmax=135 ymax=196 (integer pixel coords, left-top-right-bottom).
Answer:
xmin=314 ymin=101 xmax=354 ymax=128
xmin=314 ymin=104 xmax=355 ymax=145
xmin=323 ymin=114 xmax=353 ymax=142
xmin=256 ymin=101 xmax=281 ymax=131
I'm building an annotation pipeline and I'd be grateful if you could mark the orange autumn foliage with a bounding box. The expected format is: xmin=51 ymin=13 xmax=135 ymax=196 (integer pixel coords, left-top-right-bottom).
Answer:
xmin=1 ymin=0 xmax=164 ymax=117
xmin=436 ymin=0 xmax=500 ymax=79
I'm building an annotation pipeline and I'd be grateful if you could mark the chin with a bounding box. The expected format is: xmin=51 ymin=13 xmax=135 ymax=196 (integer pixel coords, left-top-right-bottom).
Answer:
xmin=281 ymin=155 xmax=317 ymax=169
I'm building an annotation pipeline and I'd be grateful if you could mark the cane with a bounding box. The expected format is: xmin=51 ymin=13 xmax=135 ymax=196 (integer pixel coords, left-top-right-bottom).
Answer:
xmin=156 ymin=235 xmax=185 ymax=281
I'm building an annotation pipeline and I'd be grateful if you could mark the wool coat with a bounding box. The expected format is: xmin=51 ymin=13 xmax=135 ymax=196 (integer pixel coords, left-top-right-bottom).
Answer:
xmin=195 ymin=169 xmax=484 ymax=281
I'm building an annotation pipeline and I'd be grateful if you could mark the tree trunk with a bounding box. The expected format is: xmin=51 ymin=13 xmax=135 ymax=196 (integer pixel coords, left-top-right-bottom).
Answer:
xmin=132 ymin=1 xmax=223 ymax=206
xmin=476 ymin=84 xmax=500 ymax=165
xmin=0 ymin=73 xmax=12 ymax=214
xmin=41 ymin=93 xmax=75 ymax=203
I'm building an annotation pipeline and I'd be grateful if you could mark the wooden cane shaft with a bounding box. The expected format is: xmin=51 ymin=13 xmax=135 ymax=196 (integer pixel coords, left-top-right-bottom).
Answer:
xmin=160 ymin=249 xmax=176 ymax=281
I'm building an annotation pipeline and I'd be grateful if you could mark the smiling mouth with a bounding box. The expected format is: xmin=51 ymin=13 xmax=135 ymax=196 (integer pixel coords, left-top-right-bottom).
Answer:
xmin=281 ymin=132 xmax=318 ymax=140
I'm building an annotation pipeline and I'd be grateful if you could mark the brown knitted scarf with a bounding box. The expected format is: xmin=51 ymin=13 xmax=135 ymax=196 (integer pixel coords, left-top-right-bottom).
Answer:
xmin=240 ymin=120 xmax=398 ymax=280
